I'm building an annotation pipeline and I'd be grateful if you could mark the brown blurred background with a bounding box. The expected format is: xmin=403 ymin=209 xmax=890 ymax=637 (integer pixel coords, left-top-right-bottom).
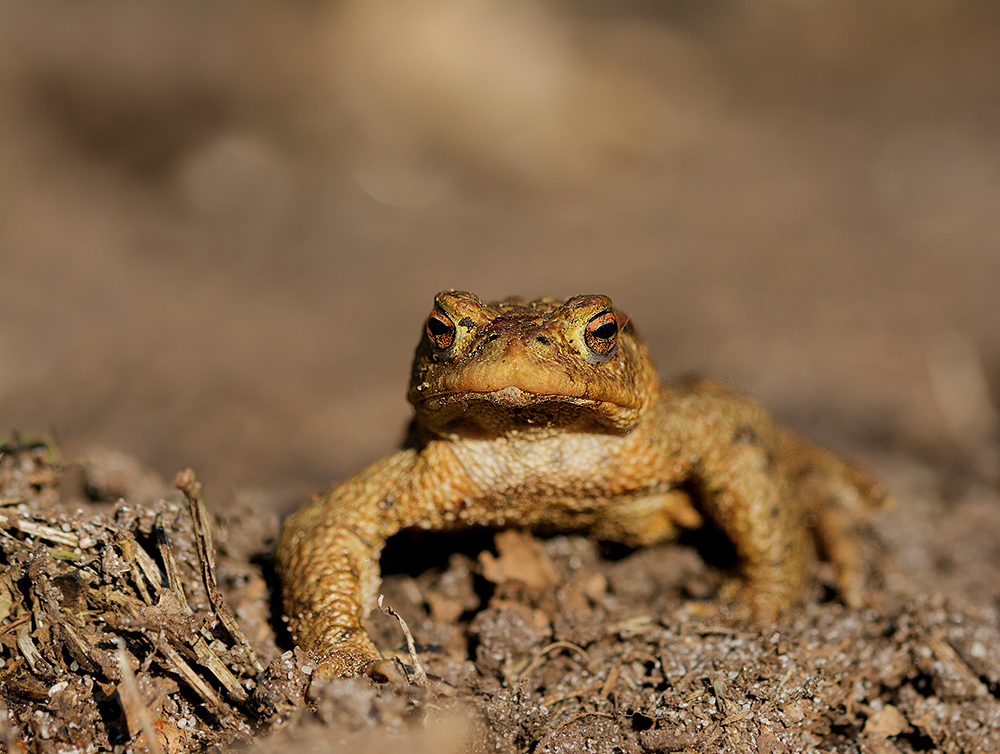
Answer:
xmin=1 ymin=0 xmax=998 ymax=508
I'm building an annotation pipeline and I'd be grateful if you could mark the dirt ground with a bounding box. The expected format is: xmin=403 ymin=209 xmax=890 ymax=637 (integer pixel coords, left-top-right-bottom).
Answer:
xmin=1 ymin=2 xmax=999 ymax=752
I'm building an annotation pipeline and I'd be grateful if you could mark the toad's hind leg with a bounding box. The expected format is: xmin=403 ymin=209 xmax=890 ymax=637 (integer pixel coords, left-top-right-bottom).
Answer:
xmin=781 ymin=432 xmax=889 ymax=608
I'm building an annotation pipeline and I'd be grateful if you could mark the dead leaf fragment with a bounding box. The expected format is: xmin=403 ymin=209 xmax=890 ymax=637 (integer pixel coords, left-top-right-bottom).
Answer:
xmin=863 ymin=705 xmax=910 ymax=738
xmin=479 ymin=530 xmax=559 ymax=592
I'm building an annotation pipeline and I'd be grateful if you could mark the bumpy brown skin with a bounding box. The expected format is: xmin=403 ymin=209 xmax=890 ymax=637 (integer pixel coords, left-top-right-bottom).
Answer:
xmin=276 ymin=292 xmax=888 ymax=678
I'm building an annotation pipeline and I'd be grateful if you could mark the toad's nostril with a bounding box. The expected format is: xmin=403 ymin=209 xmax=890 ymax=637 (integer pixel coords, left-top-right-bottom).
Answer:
xmin=535 ymin=336 xmax=551 ymax=346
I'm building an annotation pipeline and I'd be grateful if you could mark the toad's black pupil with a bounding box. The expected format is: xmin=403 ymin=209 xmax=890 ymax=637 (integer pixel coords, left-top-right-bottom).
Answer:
xmin=428 ymin=317 xmax=451 ymax=336
xmin=592 ymin=321 xmax=617 ymax=339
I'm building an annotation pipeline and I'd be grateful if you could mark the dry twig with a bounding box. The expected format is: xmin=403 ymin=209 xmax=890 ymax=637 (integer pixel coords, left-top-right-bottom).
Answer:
xmin=378 ymin=593 xmax=429 ymax=686
xmin=174 ymin=469 xmax=263 ymax=674
xmin=116 ymin=639 xmax=166 ymax=754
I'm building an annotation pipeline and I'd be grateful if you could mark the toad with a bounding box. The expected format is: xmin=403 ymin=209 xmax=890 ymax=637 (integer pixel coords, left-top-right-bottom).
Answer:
xmin=276 ymin=292 xmax=887 ymax=677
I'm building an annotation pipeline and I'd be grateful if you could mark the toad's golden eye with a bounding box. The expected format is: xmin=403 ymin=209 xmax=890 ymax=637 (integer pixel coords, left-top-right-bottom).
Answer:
xmin=584 ymin=310 xmax=619 ymax=359
xmin=426 ymin=310 xmax=456 ymax=350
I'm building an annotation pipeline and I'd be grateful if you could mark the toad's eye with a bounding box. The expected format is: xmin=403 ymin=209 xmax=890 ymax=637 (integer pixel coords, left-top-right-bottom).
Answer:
xmin=426 ymin=310 xmax=456 ymax=350
xmin=584 ymin=310 xmax=619 ymax=359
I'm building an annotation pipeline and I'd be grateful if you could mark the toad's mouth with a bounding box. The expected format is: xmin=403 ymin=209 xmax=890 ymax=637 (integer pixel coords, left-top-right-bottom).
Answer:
xmin=416 ymin=385 xmax=612 ymax=411
xmin=409 ymin=347 xmax=647 ymax=411
xmin=413 ymin=387 xmax=643 ymax=436
xmin=443 ymin=385 xmax=579 ymax=408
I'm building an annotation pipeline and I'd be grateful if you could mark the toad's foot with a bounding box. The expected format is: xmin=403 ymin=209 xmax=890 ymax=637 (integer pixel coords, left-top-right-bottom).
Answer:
xmin=306 ymin=631 xmax=387 ymax=680
xmin=311 ymin=646 xmax=407 ymax=683
xmin=708 ymin=575 xmax=805 ymax=624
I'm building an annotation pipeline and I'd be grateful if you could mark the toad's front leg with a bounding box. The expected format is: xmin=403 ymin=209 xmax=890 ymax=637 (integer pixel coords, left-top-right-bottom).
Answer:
xmin=275 ymin=444 xmax=477 ymax=678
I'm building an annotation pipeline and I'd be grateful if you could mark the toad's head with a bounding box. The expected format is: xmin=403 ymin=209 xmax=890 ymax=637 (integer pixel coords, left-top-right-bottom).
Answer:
xmin=407 ymin=291 xmax=659 ymax=438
